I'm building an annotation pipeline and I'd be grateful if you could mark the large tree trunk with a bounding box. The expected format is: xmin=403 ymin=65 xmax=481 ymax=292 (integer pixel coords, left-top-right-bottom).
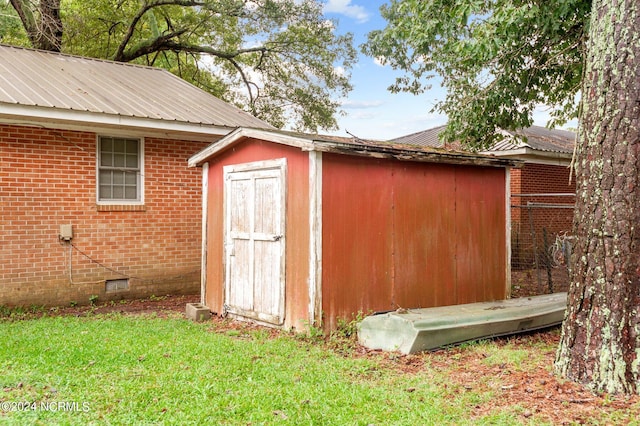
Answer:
xmin=10 ymin=0 xmax=63 ymax=52
xmin=555 ymin=0 xmax=640 ymax=393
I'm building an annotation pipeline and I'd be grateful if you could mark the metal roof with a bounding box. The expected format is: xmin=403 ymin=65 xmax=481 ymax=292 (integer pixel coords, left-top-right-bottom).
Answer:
xmin=391 ymin=125 xmax=576 ymax=154
xmin=0 ymin=44 xmax=270 ymax=130
xmin=189 ymin=127 xmax=519 ymax=169
xmin=389 ymin=125 xmax=446 ymax=148
xmin=492 ymin=126 xmax=576 ymax=154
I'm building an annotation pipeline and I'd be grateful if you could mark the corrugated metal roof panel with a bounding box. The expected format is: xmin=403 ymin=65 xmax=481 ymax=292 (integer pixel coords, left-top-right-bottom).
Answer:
xmin=390 ymin=125 xmax=576 ymax=154
xmin=390 ymin=125 xmax=446 ymax=148
xmin=503 ymin=126 xmax=576 ymax=153
xmin=0 ymin=44 xmax=271 ymax=129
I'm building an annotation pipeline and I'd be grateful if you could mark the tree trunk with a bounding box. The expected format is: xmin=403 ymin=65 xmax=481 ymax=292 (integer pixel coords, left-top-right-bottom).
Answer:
xmin=555 ymin=0 xmax=640 ymax=394
xmin=10 ymin=0 xmax=63 ymax=52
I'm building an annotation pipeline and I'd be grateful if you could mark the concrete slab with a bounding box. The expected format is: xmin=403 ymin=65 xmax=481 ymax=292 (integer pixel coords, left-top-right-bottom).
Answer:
xmin=357 ymin=293 xmax=567 ymax=354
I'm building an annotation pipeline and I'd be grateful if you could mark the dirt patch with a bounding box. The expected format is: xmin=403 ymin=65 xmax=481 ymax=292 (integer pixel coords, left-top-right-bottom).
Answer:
xmin=3 ymin=294 xmax=202 ymax=319
xmin=357 ymin=332 xmax=639 ymax=424
xmin=82 ymin=294 xmax=199 ymax=316
xmin=511 ymin=268 xmax=571 ymax=298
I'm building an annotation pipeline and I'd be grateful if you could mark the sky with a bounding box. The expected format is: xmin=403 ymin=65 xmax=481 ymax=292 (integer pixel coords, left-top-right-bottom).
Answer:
xmin=321 ymin=0 xmax=569 ymax=141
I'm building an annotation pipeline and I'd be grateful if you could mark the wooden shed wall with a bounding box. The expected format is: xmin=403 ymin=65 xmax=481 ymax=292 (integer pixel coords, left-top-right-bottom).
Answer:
xmin=320 ymin=153 xmax=508 ymax=331
xmin=203 ymin=139 xmax=311 ymax=330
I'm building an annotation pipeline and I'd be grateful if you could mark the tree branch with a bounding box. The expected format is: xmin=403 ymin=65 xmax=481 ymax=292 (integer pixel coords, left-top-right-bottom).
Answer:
xmin=117 ymin=35 xmax=269 ymax=63
xmin=113 ymin=0 xmax=248 ymax=62
xmin=9 ymin=0 xmax=62 ymax=51
xmin=227 ymin=56 xmax=259 ymax=112
xmin=114 ymin=0 xmax=208 ymax=61
xmin=9 ymin=0 xmax=37 ymax=44
xmin=114 ymin=30 xmax=189 ymax=62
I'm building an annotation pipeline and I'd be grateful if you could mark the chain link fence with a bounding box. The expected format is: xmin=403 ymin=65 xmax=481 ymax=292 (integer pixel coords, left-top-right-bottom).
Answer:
xmin=510 ymin=193 xmax=575 ymax=296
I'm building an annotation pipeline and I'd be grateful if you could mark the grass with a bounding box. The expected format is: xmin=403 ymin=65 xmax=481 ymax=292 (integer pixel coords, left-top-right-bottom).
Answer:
xmin=0 ymin=313 xmax=637 ymax=425
xmin=0 ymin=315 xmax=447 ymax=425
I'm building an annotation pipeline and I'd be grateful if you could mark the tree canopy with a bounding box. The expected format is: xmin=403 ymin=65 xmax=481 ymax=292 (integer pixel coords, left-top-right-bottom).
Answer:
xmin=363 ymin=0 xmax=590 ymax=149
xmin=1 ymin=0 xmax=357 ymax=132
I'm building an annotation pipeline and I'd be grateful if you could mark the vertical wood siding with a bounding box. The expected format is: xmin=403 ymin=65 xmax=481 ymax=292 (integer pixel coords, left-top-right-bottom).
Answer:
xmin=321 ymin=154 xmax=507 ymax=331
xmin=204 ymin=139 xmax=310 ymax=330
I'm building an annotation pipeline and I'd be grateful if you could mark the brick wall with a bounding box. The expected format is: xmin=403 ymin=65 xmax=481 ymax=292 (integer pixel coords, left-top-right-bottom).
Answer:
xmin=0 ymin=124 xmax=210 ymax=307
xmin=511 ymin=162 xmax=576 ymax=270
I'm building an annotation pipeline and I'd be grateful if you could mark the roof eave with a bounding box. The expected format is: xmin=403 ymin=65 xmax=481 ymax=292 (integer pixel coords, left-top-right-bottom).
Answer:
xmin=0 ymin=104 xmax=233 ymax=141
xmin=189 ymin=128 xmax=521 ymax=169
xmin=482 ymin=147 xmax=573 ymax=166
xmin=313 ymin=140 xmax=521 ymax=168
xmin=188 ymin=128 xmax=314 ymax=167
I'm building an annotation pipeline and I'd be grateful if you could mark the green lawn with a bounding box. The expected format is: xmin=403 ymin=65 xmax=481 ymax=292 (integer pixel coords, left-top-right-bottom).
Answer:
xmin=0 ymin=310 xmax=638 ymax=425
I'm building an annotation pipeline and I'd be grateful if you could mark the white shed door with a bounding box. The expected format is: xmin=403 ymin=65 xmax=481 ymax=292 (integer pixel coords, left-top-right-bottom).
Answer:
xmin=224 ymin=159 xmax=286 ymax=325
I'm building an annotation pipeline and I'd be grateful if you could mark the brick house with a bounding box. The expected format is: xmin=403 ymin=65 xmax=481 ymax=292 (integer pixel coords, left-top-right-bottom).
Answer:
xmin=484 ymin=127 xmax=576 ymax=273
xmin=391 ymin=125 xmax=576 ymax=276
xmin=0 ymin=44 xmax=270 ymax=308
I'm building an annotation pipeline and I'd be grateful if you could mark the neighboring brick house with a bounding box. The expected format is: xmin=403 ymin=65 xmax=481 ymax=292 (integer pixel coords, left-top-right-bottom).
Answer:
xmin=391 ymin=125 xmax=576 ymax=272
xmin=0 ymin=44 xmax=270 ymax=308
xmin=484 ymin=127 xmax=576 ymax=271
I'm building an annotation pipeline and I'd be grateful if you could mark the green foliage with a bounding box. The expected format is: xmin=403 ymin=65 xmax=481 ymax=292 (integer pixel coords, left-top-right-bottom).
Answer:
xmin=0 ymin=304 xmax=47 ymax=320
xmin=297 ymin=320 xmax=325 ymax=342
xmin=0 ymin=305 xmax=24 ymax=319
xmin=362 ymin=0 xmax=590 ymax=149
xmin=148 ymin=294 xmax=165 ymax=302
xmin=332 ymin=310 xmax=366 ymax=339
xmin=49 ymin=0 xmax=355 ymax=132
xmin=0 ymin=3 xmax=29 ymax=46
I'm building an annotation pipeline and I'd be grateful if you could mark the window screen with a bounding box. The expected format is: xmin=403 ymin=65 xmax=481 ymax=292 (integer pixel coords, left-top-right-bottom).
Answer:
xmin=98 ymin=137 xmax=141 ymax=201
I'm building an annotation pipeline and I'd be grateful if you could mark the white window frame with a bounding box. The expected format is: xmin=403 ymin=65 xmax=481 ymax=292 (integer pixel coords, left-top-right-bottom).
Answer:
xmin=96 ymin=135 xmax=145 ymax=205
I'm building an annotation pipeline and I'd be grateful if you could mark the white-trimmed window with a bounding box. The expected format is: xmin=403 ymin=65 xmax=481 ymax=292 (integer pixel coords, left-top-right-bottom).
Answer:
xmin=97 ymin=136 xmax=143 ymax=204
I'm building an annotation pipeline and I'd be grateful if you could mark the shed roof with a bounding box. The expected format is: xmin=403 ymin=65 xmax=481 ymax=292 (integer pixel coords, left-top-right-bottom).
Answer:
xmin=188 ymin=127 xmax=520 ymax=168
xmin=0 ymin=44 xmax=270 ymax=136
xmin=391 ymin=125 xmax=576 ymax=157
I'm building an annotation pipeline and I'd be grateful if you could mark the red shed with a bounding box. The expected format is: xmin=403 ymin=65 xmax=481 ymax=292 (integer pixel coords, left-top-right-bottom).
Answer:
xmin=189 ymin=128 xmax=518 ymax=331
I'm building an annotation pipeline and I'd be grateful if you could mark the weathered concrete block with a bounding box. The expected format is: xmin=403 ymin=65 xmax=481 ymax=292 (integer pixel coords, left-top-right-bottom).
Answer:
xmin=186 ymin=303 xmax=211 ymax=322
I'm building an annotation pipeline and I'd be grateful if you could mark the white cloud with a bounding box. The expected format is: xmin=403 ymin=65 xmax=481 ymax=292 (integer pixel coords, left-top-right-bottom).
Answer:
xmin=340 ymin=99 xmax=384 ymax=109
xmin=324 ymin=0 xmax=370 ymax=23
